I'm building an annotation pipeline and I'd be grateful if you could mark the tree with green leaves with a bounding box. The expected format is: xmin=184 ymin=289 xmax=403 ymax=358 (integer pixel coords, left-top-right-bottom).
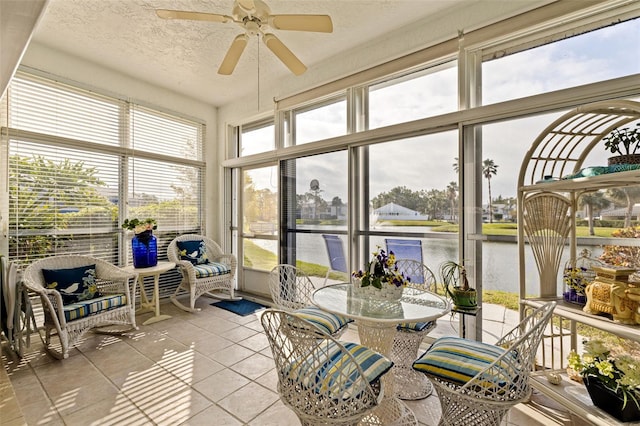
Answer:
xmin=446 ymin=181 xmax=458 ymax=222
xmin=9 ymin=155 xmax=112 ymax=260
xmin=482 ymin=158 xmax=499 ymax=223
xmin=606 ymin=186 xmax=640 ymax=228
xmin=578 ymin=191 xmax=610 ymax=236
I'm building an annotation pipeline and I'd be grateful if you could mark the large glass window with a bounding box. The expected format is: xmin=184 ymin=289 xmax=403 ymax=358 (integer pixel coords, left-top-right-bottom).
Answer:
xmin=242 ymin=166 xmax=278 ymax=271
xmin=294 ymin=96 xmax=347 ymax=145
xmin=240 ymin=120 xmax=274 ymax=156
xmin=369 ymin=62 xmax=458 ymax=129
xmin=5 ymin=72 xmax=205 ymax=277
xmin=281 ymin=151 xmax=349 ymax=282
xmin=482 ymin=18 xmax=639 ymax=105
xmin=366 ymin=131 xmax=459 ymax=268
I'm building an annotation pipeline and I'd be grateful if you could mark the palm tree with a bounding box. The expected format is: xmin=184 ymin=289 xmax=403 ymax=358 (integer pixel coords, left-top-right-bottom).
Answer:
xmin=453 ymin=157 xmax=459 ymax=174
xmin=482 ymin=159 xmax=498 ymax=223
xmin=606 ymin=187 xmax=640 ymax=227
xmin=578 ymin=191 xmax=610 ymax=235
xmin=446 ymin=181 xmax=458 ymax=222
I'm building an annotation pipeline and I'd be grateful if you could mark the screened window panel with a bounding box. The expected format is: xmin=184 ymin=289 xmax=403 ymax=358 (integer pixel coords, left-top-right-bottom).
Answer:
xmin=294 ymin=98 xmax=347 ymax=145
xmin=9 ymin=139 xmax=120 ymax=263
xmin=5 ymin=71 xmax=206 ymax=304
xmin=9 ymin=73 xmax=122 ymax=146
xmin=241 ymin=121 xmax=275 ymax=156
xmin=369 ymin=63 xmax=458 ymax=130
xmin=127 ymin=157 xmax=202 ymax=233
xmin=131 ymin=106 xmax=203 ymax=160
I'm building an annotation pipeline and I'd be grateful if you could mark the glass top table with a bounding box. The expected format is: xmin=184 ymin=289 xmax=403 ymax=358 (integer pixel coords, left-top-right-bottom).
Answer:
xmin=312 ymin=283 xmax=450 ymax=426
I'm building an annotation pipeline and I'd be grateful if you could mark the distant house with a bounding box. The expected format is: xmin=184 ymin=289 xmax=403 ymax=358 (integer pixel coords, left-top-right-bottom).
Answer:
xmin=600 ymin=204 xmax=640 ymax=221
xmin=374 ymin=202 xmax=429 ymax=221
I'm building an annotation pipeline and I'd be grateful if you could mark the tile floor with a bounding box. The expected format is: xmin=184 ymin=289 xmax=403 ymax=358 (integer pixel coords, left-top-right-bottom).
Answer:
xmin=2 ymin=296 xmax=581 ymax=426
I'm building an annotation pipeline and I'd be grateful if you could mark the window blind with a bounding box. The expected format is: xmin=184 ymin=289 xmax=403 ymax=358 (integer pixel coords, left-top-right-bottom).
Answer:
xmin=4 ymin=71 xmax=205 ymax=299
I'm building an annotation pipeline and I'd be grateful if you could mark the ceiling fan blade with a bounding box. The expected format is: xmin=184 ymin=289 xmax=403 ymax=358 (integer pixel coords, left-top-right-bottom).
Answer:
xmin=156 ymin=9 xmax=232 ymax=23
xmin=262 ymin=33 xmax=307 ymax=76
xmin=236 ymin=0 xmax=256 ymax=14
xmin=218 ymin=34 xmax=249 ymax=75
xmin=269 ymin=15 xmax=333 ymax=33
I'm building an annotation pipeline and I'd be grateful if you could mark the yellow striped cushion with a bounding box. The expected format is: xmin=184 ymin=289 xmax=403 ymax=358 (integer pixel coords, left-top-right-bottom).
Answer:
xmin=194 ymin=262 xmax=230 ymax=278
xmin=288 ymin=340 xmax=393 ymax=400
xmin=413 ymin=336 xmax=517 ymax=388
xmin=63 ymin=294 xmax=127 ymax=322
xmin=294 ymin=306 xmax=352 ymax=335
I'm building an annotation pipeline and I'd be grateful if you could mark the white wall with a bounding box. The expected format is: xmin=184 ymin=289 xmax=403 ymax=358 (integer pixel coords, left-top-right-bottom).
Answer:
xmin=19 ymin=42 xmax=223 ymax=241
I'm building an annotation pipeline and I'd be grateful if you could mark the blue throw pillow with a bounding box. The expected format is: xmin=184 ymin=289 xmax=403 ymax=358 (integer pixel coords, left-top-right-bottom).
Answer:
xmin=42 ymin=264 xmax=100 ymax=305
xmin=177 ymin=240 xmax=209 ymax=265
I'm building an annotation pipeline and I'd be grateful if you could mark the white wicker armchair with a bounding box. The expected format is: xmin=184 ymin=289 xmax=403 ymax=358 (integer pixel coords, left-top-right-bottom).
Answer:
xmin=23 ymin=255 xmax=137 ymax=359
xmin=268 ymin=264 xmax=351 ymax=338
xmin=413 ymin=301 xmax=556 ymax=426
xmin=261 ymin=309 xmax=392 ymax=426
xmin=391 ymin=258 xmax=438 ymax=400
xmin=167 ymin=234 xmax=238 ymax=312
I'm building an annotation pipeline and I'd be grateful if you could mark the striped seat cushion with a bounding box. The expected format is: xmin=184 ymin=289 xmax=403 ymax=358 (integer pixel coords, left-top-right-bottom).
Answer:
xmin=294 ymin=306 xmax=353 ymax=335
xmin=63 ymin=294 xmax=127 ymax=322
xmin=288 ymin=340 xmax=393 ymax=400
xmin=194 ymin=262 xmax=231 ymax=278
xmin=397 ymin=320 xmax=435 ymax=332
xmin=413 ymin=336 xmax=518 ymax=389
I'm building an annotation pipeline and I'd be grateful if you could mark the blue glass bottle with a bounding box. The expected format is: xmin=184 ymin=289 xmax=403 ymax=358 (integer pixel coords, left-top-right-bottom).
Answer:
xmin=132 ymin=230 xmax=158 ymax=268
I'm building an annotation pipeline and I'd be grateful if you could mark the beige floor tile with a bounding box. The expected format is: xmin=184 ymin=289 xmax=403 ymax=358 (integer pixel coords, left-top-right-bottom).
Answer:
xmin=237 ymin=331 xmax=270 ymax=352
xmin=49 ymin=378 xmax=120 ymax=417
xmin=218 ymin=324 xmax=258 ymax=342
xmin=17 ymin=399 xmax=64 ymax=426
xmin=249 ymin=399 xmax=301 ymax=425
xmin=187 ymin=315 xmax=240 ymax=335
xmin=60 ymin=393 xmax=148 ymax=426
xmin=179 ymin=403 xmax=244 ymax=426
xmin=254 ymin=368 xmax=278 ymax=390
xmin=209 ymin=343 xmax=255 ymax=366
xmin=139 ymin=386 xmax=213 ymax=425
xmin=230 ymin=352 xmax=274 ymax=381
xmin=158 ymin=348 xmax=226 ymax=385
xmin=190 ymin=334 xmax=234 ymax=357
xmin=192 ymin=368 xmax=250 ymax=402
xmin=217 ymin=381 xmax=280 ymax=423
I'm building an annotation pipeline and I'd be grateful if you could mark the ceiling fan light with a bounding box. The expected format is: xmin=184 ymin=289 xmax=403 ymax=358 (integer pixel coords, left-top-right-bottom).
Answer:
xmin=262 ymin=33 xmax=306 ymax=75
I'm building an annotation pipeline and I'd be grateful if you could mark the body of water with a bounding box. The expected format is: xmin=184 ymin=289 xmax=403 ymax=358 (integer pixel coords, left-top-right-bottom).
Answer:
xmin=252 ymin=225 xmax=604 ymax=296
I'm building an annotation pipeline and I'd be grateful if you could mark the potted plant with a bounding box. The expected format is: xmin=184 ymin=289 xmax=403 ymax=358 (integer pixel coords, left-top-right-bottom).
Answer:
xmin=351 ymin=247 xmax=410 ymax=300
xmin=567 ymin=339 xmax=640 ymax=422
xmin=440 ymin=260 xmax=477 ymax=309
xmin=122 ymin=218 xmax=158 ymax=268
xmin=603 ymin=124 xmax=640 ymax=165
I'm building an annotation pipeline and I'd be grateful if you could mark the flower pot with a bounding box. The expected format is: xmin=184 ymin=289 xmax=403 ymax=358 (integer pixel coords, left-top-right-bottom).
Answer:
xmin=132 ymin=230 xmax=158 ymax=268
xmin=352 ymin=278 xmax=403 ymax=301
xmin=608 ymin=154 xmax=640 ymax=166
xmin=585 ymin=376 xmax=640 ymax=422
xmin=563 ymin=288 xmax=587 ymax=306
xmin=450 ymin=287 xmax=477 ymax=309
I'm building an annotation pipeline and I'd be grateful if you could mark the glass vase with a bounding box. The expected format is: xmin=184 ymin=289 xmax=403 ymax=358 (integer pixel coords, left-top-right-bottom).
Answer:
xmin=132 ymin=230 xmax=158 ymax=268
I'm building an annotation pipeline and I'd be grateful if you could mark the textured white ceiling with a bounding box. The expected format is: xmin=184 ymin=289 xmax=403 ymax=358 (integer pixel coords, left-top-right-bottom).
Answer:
xmin=30 ymin=0 xmax=546 ymax=107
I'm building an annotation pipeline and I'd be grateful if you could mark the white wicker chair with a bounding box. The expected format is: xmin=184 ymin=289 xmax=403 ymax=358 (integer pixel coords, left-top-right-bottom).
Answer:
xmin=23 ymin=255 xmax=137 ymax=359
xmin=269 ymin=264 xmax=351 ymax=338
xmin=261 ymin=309 xmax=392 ymax=426
xmin=167 ymin=234 xmax=238 ymax=312
xmin=413 ymin=301 xmax=556 ymax=426
xmin=391 ymin=258 xmax=438 ymax=400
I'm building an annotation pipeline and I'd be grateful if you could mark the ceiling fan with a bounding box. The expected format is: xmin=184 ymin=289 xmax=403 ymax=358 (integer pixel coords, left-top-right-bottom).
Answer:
xmin=156 ymin=0 xmax=333 ymax=76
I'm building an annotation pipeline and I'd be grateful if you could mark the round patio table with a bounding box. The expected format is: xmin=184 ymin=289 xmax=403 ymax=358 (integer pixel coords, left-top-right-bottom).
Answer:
xmin=312 ymin=283 xmax=450 ymax=426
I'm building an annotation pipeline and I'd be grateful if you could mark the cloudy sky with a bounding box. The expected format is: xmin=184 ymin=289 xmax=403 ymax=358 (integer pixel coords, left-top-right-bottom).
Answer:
xmin=250 ymin=19 xmax=639 ymax=205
